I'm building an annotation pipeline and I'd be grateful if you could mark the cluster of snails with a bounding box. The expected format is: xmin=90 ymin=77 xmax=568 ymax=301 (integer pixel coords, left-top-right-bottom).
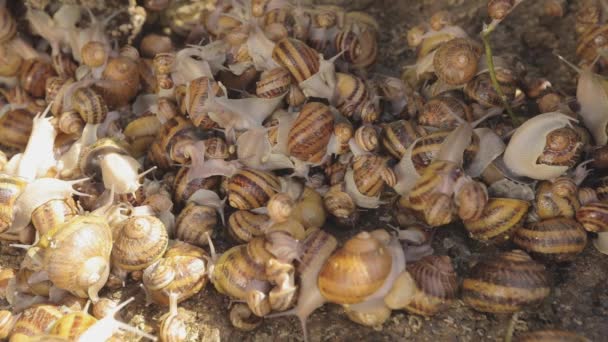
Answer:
xmin=0 ymin=0 xmax=601 ymax=340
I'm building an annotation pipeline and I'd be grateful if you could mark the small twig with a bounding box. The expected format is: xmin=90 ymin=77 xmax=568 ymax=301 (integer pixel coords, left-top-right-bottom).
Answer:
xmin=504 ymin=312 xmax=520 ymax=342
xmin=480 ymin=0 xmax=526 ymax=126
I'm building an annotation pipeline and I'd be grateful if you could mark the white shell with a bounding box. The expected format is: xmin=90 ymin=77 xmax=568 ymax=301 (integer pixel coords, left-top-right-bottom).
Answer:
xmin=503 ymin=112 xmax=576 ymax=180
xmin=576 ymin=67 xmax=608 ymax=145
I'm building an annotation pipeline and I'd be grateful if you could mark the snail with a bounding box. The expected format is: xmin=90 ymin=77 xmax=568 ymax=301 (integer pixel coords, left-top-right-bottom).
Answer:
xmin=174 ymin=203 xmax=217 ymax=247
xmin=503 ymin=112 xmax=583 ymax=180
xmin=229 ymin=303 xmax=262 ymax=331
xmin=30 ymin=197 xmax=79 ymax=236
xmin=488 ymin=0 xmax=516 ymax=20
xmin=272 ymin=37 xmax=320 ymax=83
xmin=0 ymin=310 xmax=17 ymax=339
xmin=418 ymin=95 xmax=472 ymax=129
xmin=535 ymin=179 xmax=581 ymax=219
xmin=142 ymin=255 xmax=207 ymax=306
xmin=227 ymin=210 xmax=269 ymax=243
xmin=514 ymin=217 xmax=588 ymax=262
xmin=256 ymin=67 xmax=292 ymax=98
xmin=227 ymin=168 xmax=280 ymax=210
xmin=432 ymin=38 xmax=480 ymax=85
xmin=462 ymin=250 xmax=551 ymax=313
xmin=9 ymin=304 xmax=65 ymax=340
xmin=381 ymin=120 xmax=427 ymax=160
xmin=0 ymin=175 xmax=28 ymax=233
xmin=287 ymin=102 xmax=335 ymax=165
xmin=334 ymin=22 xmax=378 ymax=69
xmin=158 ymin=293 xmax=189 ymax=342
xmin=463 ymin=197 xmax=530 ymax=243
xmin=19 ymin=59 xmax=57 ymax=98
xmin=0 ymin=108 xmax=35 ymax=151
xmin=95 ymin=54 xmax=141 ymax=108
xmin=576 ymin=202 xmax=608 ymax=255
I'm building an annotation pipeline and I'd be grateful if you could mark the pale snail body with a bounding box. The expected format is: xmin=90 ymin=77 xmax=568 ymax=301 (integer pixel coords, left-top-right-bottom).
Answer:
xmin=112 ymin=215 xmax=169 ymax=272
xmin=504 ymin=112 xmax=582 ymax=180
xmin=41 ymin=215 xmax=112 ymax=302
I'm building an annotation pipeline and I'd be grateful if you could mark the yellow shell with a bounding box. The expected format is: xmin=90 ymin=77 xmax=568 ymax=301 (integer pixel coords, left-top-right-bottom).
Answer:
xmin=433 ymin=38 xmax=480 ymax=85
xmin=143 ymin=255 xmax=207 ymax=306
xmin=227 ymin=169 xmax=280 ymax=210
xmin=175 ymin=203 xmax=217 ymax=247
xmin=48 ymin=312 xmax=97 ymax=340
xmin=272 ymin=38 xmax=320 ymax=83
xmin=463 ymin=198 xmax=530 ymax=243
xmin=112 ymin=215 xmax=169 ymax=271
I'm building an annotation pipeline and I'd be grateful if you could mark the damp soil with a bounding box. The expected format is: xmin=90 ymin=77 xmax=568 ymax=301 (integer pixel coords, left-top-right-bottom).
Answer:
xmin=2 ymin=0 xmax=608 ymax=341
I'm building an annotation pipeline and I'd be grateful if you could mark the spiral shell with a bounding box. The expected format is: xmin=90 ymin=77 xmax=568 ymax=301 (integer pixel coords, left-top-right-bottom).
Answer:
xmin=576 ymin=202 xmax=608 ymax=233
xmin=226 ymin=168 xmax=280 ymax=210
xmin=256 ymin=67 xmax=292 ymax=98
xmin=381 ymin=120 xmax=427 ymax=159
xmin=535 ymin=181 xmax=580 ymax=219
xmin=0 ymin=175 xmax=27 ymax=233
xmin=287 ymin=102 xmax=334 ymax=163
xmin=175 ymin=203 xmax=217 ymax=247
xmin=323 ymin=185 xmax=357 ymax=221
xmin=158 ymin=307 xmax=188 ymax=342
xmin=31 ymin=198 xmax=79 ymax=236
xmin=463 ymin=198 xmax=530 ymax=243
xmin=318 ymin=231 xmax=392 ymax=304
xmin=227 ymin=210 xmax=269 ymax=243
xmin=10 ymin=305 xmax=64 ymax=340
xmin=536 ymin=127 xmax=583 ymax=168
xmin=95 ymin=56 xmax=140 ymax=108
xmin=78 ymin=138 xmax=128 ymax=180
xmin=124 ymin=114 xmax=162 ymax=158
xmin=42 ymin=216 xmax=112 ymax=301
xmin=173 ymin=167 xmax=220 ymax=205
xmin=20 ymin=59 xmax=57 ymax=98
xmin=185 ymin=76 xmax=223 ymax=129
xmin=335 ymin=27 xmax=378 ymax=69
xmin=49 ymin=312 xmax=97 ymax=340
xmin=158 ymin=116 xmax=197 ymax=162
xmin=140 ymin=33 xmax=174 ymax=58
xmin=433 ymin=38 xmax=480 ymax=85
xmin=354 ymin=125 xmax=378 ymax=152
xmin=455 ymin=180 xmax=488 ymax=222
xmin=272 ymin=38 xmax=320 ymax=83
xmin=418 ymin=95 xmax=472 ymax=129
xmin=112 ymin=215 xmax=169 ymax=271
xmin=71 ymin=87 xmax=108 ymax=124
xmin=411 ymin=130 xmax=479 ymax=172
xmin=203 ymin=137 xmax=231 ymax=160
xmin=81 ymin=41 xmax=108 ymax=68
xmin=0 ymin=310 xmax=16 ymax=339
xmin=514 ymin=218 xmax=587 ymax=262
xmin=335 ymin=73 xmax=369 ymax=118
xmin=462 ymin=250 xmax=551 ymax=313
xmin=352 ymin=155 xmax=396 ymax=197
xmin=229 ymin=303 xmax=262 ymax=331
xmin=488 ymin=0 xmax=515 ymax=20
xmin=0 ymin=108 xmax=35 ymax=150
xmin=401 ymin=255 xmax=458 ymax=316
xmin=143 ymin=255 xmax=207 ymax=306
xmin=57 ymin=111 xmax=85 ymax=135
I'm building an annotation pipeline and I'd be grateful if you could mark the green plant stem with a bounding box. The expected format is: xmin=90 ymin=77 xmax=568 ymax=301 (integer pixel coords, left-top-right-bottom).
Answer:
xmin=481 ymin=26 xmax=520 ymax=126
xmin=504 ymin=312 xmax=519 ymax=342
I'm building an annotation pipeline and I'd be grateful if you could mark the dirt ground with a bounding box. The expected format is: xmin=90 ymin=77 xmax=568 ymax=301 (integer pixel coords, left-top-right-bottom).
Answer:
xmin=2 ymin=0 xmax=608 ymax=341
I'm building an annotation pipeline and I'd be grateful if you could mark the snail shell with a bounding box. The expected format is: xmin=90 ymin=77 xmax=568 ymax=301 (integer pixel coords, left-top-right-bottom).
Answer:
xmin=318 ymin=231 xmax=392 ymax=304
xmin=256 ymin=67 xmax=292 ymax=98
xmin=290 ymin=187 xmax=327 ymax=229
xmin=0 ymin=310 xmax=17 ymax=339
xmin=45 ymin=77 xmax=74 ymax=116
xmin=411 ymin=129 xmax=479 ymax=172
xmin=71 ymin=87 xmax=108 ymax=124
xmin=57 ymin=111 xmax=85 ymax=136
xmin=42 ymin=215 xmax=112 ymax=301
xmin=455 ymin=180 xmax=488 ymax=222
xmin=0 ymin=175 xmax=28 ymax=233
xmin=272 ymin=38 xmax=320 ymax=83
xmin=31 ymin=197 xmax=79 ymax=236
xmin=139 ymin=34 xmax=174 ymax=58
xmin=158 ymin=116 xmax=198 ymax=164
xmin=48 ymin=312 xmax=97 ymax=340
xmin=464 ymin=71 xmax=516 ymax=108
xmin=323 ymin=184 xmax=357 ymax=221
xmin=504 ymin=113 xmax=582 ymax=180
xmin=381 ymin=120 xmax=427 ymax=160
xmin=10 ymin=304 xmax=64 ymax=340
xmin=19 ymin=59 xmax=57 ymax=98
xmin=462 ymin=250 xmax=551 ymax=313
xmin=513 ymin=217 xmax=587 ymax=262
xmin=227 ymin=168 xmax=280 ymax=210
xmin=335 ymin=73 xmax=369 ymax=119
xmin=78 ymin=138 xmax=129 ymax=180
xmin=227 ymin=210 xmax=269 ymax=243
xmin=0 ymin=44 xmax=23 ymax=77
xmin=81 ymin=41 xmax=108 ymax=68
xmin=418 ymin=95 xmax=472 ymax=129
xmin=203 ymin=137 xmax=231 ymax=160
xmin=396 ymin=255 xmax=458 ymax=316
xmin=463 ymin=197 xmax=530 ymax=243
xmin=124 ymin=114 xmax=162 ymax=158
xmin=229 ymin=303 xmax=262 ymax=331
xmin=173 ymin=167 xmax=220 ymax=206
xmin=576 ymin=24 xmax=608 ymax=66
xmin=0 ymin=108 xmax=36 ymax=150
xmin=576 ymin=202 xmax=608 ymax=233
xmin=185 ymin=76 xmax=223 ymax=129
xmin=335 ymin=26 xmax=378 ymax=69
xmin=175 ymin=203 xmax=217 ymax=247
xmin=519 ymin=329 xmax=590 ymax=342
xmin=143 ymin=255 xmax=207 ymax=306
xmin=0 ymin=4 xmax=16 ymax=43
xmin=95 ymin=55 xmax=140 ymax=108
xmin=267 ymin=193 xmax=294 ymax=223
xmin=488 ymin=0 xmax=514 ymax=20
xmin=287 ymin=102 xmax=334 ymax=164
xmin=433 ymin=38 xmax=480 ymax=85
xmin=535 ymin=180 xmax=580 ymax=219
xmin=112 ymin=215 xmax=169 ymax=271
xmin=354 ymin=125 xmax=379 ymax=152
xmin=352 ymin=155 xmax=396 ymax=197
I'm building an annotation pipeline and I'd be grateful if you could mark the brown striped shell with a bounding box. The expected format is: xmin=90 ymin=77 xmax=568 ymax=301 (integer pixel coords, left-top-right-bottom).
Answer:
xmin=48 ymin=312 xmax=97 ymax=340
xmin=0 ymin=310 xmax=17 ymax=339
xmin=227 ymin=210 xmax=269 ymax=243
xmin=318 ymin=231 xmax=392 ymax=304
xmin=0 ymin=175 xmax=27 ymax=233
xmin=256 ymin=67 xmax=292 ymax=98
xmin=143 ymin=255 xmax=207 ymax=306
xmin=536 ymin=127 xmax=583 ymax=168
xmin=227 ymin=168 xmax=280 ymax=210
xmin=112 ymin=215 xmax=169 ymax=271
xmin=401 ymin=255 xmax=459 ymax=316
xmin=323 ymin=185 xmax=357 ymax=220
xmin=381 ymin=120 xmax=427 ymax=159
xmin=158 ymin=307 xmax=189 ymax=342
xmin=272 ymin=38 xmax=320 ymax=83
xmin=462 ymin=250 xmax=551 ymax=313
xmin=335 ymin=27 xmax=378 ymax=69
xmin=352 ymin=155 xmax=396 ymax=197
xmin=71 ymin=87 xmax=108 ymax=124
xmin=464 ymin=71 xmax=516 ymax=108
xmin=10 ymin=305 xmax=64 ymax=340
xmin=455 ymin=180 xmax=488 ymax=222
xmin=519 ymin=329 xmax=590 ymax=342
xmin=124 ymin=114 xmax=162 ymax=158
xmin=203 ymin=137 xmax=231 ymax=160
xmin=78 ymin=138 xmax=129 ymax=180
xmin=175 ymin=203 xmax=217 ymax=247
xmin=411 ymin=130 xmax=479 ymax=172
xmin=433 ymin=38 xmax=480 ymax=85
xmin=31 ymin=197 xmax=79 ymax=236
xmin=419 ymin=95 xmax=472 ymax=129
xmin=576 ymin=24 xmax=608 ymax=66
xmin=158 ymin=116 xmax=198 ymax=164
xmin=95 ymin=56 xmax=140 ymax=108
xmin=407 ymin=160 xmax=462 ymax=214
xmin=19 ymin=59 xmax=56 ymax=98
xmin=576 ymin=202 xmax=608 ymax=233
xmin=488 ymin=0 xmax=514 ymax=20
xmin=535 ymin=180 xmax=580 ymax=219
xmin=335 ymin=73 xmax=369 ymax=118
xmin=173 ymin=166 xmax=220 ymax=205
xmin=153 ymin=52 xmax=175 ymax=76
xmin=463 ymin=198 xmax=530 ymax=243
xmin=57 ymin=111 xmax=85 ymax=135
xmin=354 ymin=125 xmax=379 ymax=152
xmin=514 ymin=218 xmax=587 ymax=262
xmin=229 ymin=303 xmax=262 ymax=331
xmin=0 ymin=108 xmax=35 ymax=150
xmin=185 ymin=76 xmax=223 ymax=129
xmin=287 ymin=102 xmax=334 ymax=163
xmin=81 ymin=41 xmax=107 ymax=68
xmin=45 ymin=77 xmax=73 ymax=116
